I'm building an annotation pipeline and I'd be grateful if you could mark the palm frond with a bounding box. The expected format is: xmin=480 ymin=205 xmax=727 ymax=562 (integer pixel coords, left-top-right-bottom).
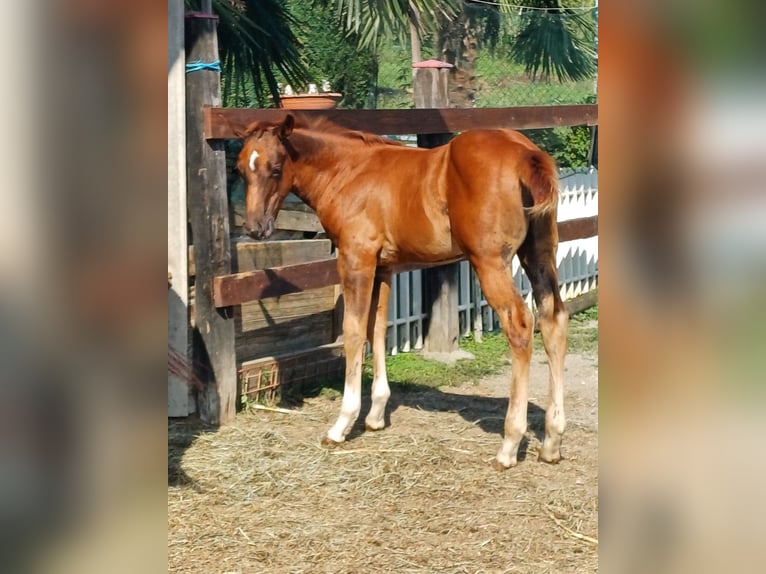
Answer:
xmin=325 ymin=0 xmax=459 ymax=48
xmin=510 ymin=2 xmax=596 ymax=83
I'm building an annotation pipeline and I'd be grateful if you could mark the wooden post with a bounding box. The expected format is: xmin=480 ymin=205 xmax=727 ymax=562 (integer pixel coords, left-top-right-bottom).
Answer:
xmin=185 ymin=12 xmax=237 ymax=425
xmin=168 ymin=0 xmax=191 ymax=416
xmin=413 ymin=60 xmax=472 ymax=362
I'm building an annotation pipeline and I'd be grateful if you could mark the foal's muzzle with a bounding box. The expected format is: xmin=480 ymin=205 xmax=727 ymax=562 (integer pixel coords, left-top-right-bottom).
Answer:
xmin=244 ymin=217 xmax=275 ymax=240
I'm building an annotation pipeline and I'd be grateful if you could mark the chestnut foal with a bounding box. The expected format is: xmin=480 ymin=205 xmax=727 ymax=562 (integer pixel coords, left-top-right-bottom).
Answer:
xmin=234 ymin=114 xmax=567 ymax=469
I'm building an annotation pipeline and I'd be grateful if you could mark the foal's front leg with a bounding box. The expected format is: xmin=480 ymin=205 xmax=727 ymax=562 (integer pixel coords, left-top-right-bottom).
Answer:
xmin=323 ymin=254 xmax=376 ymax=445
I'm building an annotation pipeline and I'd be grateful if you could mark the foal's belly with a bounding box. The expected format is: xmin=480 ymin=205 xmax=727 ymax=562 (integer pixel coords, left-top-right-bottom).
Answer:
xmin=376 ymin=190 xmax=463 ymax=267
xmin=378 ymin=232 xmax=464 ymax=268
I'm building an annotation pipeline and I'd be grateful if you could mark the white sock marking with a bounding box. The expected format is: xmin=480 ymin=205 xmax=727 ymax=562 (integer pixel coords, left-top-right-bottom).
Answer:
xmin=366 ymin=375 xmax=390 ymax=429
xmin=327 ymin=386 xmax=361 ymax=443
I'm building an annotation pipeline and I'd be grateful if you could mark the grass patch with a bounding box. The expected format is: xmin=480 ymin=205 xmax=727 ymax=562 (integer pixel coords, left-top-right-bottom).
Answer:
xmin=474 ymin=54 xmax=595 ymax=107
xmin=379 ymin=331 xmax=510 ymax=390
xmin=298 ymin=305 xmax=598 ymax=399
xmin=567 ymin=304 xmax=599 ymax=354
xmin=381 ymin=304 xmax=598 ymax=390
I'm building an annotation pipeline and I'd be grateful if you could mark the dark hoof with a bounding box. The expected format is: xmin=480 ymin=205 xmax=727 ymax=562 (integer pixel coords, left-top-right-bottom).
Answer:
xmin=492 ymin=459 xmax=516 ymax=472
xmin=321 ymin=436 xmax=343 ymax=448
xmin=538 ymin=453 xmax=562 ymax=464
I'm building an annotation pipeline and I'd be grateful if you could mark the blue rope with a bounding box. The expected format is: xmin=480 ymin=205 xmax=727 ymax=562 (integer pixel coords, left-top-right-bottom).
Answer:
xmin=186 ymin=60 xmax=221 ymax=73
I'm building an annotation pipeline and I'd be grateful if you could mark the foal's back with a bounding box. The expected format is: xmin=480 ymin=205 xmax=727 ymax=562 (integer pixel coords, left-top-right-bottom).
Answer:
xmin=345 ymin=128 xmax=556 ymax=266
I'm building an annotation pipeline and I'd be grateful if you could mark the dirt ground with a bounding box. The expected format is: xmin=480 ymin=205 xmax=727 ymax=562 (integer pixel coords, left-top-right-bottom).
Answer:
xmin=168 ymin=348 xmax=598 ymax=573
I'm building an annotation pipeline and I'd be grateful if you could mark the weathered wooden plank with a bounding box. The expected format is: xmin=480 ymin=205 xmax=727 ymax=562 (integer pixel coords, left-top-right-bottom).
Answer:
xmin=275 ymin=209 xmax=324 ymax=233
xmin=235 ymin=310 xmax=336 ymax=361
xmin=239 ymin=288 xmax=337 ymax=332
xmin=190 ymin=238 xmax=331 ymax=276
xmin=231 ymin=240 xmax=334 ymax=335
xmin=205 ymin=105 xmax=598 ymax=139
xmin=241 ymin=341 xmax=344 ymax=370
xmin=557 ymin=215 xmax=598 ymax=243
xmin=218 ymin=239 xmax=338 ymax=364
xmin=564 ymin=289 xmax=598 ymax=316
xmin=233 ymin=238 xmax=330 ymax=271
xmin=214 ymin=258 xmax=340 ymax=307
xmin=185 ymin=13 xmax=237 ymax=425
xmin=230 ymin=204 xmax=324 ymax=235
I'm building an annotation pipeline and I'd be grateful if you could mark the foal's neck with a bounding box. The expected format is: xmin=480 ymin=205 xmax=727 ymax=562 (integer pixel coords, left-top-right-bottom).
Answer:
xmin=287 ymin=130 xmax=349 ymax=210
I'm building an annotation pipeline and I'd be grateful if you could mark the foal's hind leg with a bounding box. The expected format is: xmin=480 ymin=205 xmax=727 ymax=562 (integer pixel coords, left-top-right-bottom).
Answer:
xmin=364 ymin=268 xmax=392 ymax=432
xmin=470 ymin=256 xmax=534 ymax=470
xmin=518 ymin=215 xmax=568 ymax=463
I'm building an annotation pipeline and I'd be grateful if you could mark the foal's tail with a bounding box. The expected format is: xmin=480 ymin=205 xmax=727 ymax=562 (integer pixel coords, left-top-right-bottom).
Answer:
xmin=519 ymin=149 xmax=559 ymax=217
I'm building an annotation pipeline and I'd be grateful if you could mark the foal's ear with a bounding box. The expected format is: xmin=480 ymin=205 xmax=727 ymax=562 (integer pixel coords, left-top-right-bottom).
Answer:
xmin=224 ymin=117 xmax=251 ymax=139
xmin=280 ymin=114 xmax=295 ymax=139
xmin=232 ymin=125 xmax=249 ymax=138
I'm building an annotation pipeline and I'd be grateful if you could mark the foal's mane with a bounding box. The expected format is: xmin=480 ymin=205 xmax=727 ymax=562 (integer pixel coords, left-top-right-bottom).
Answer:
xmin=293 ymin=114 xmax=402 ymax=147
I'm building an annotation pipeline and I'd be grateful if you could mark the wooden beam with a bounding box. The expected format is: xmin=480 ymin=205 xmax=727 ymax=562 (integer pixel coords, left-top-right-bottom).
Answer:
xmin=275 ymin=208 xmax=324 ymax=233
xmin=214 ymin=258 xmax=340 ymax=308
xmin=204 ymin=105 xmax=598 ymax=139
xmin=565 ymin=289 xmax=598 ymax=316
xmin=185 ymin=13 xmax=237 ymax=425
xmin=557 ymin=215 xmax=598 ymax=243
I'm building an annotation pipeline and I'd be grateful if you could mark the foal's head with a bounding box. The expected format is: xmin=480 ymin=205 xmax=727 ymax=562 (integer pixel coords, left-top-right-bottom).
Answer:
xmin=234 ymin=115 xmax=295 ymax=239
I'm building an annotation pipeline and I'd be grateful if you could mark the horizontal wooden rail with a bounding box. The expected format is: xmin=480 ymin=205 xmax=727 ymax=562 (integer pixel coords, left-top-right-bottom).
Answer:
xmin=214 ymin=258 xmax=340 ymax=307
xmin=558 ymin=215 xmax=598 ymax=243
xmin=213 ymin=215 xmax=598 ymax=307
xmin=205 ymin=104 xmax=598 ymax=140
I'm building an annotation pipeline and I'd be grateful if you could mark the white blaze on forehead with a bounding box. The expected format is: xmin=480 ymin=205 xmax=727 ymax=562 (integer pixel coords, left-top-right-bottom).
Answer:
xmin=248 ymin=150 xmax=260 ymax=171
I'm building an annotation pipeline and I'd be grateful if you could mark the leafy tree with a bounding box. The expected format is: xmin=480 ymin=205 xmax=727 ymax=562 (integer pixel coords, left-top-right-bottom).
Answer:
xmin=286 ymin=1 xmax=377 ymax=109
xmin=523 ymin=94 xmax=597 ymax=168
xmin=524 ymin=125 xmax=592 ymax=168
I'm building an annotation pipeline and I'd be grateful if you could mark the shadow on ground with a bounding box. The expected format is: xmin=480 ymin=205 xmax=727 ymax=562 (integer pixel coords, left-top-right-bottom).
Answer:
xmin=168 ymin=417 xmax=218 ymax=488
xmin=299 ymin=376 xmax=546 ymax=462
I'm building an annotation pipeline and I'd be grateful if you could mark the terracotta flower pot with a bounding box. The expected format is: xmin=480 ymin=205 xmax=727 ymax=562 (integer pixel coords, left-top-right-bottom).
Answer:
xmin=279 ymin=93 xmax=343 ymax=110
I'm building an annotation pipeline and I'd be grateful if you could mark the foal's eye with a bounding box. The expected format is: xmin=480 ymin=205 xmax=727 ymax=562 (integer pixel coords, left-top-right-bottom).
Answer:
xmin=271 ymin=166 xmax=282 ymax=178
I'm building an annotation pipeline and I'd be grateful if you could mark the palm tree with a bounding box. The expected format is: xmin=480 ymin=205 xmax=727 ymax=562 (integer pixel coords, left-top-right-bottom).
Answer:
xmin=331 ymin=0 xmax=596 ymax=85
xmin=186 ymin=0 xmax=310 ymax=106
xmin=506 ymin=0 xmax=597 ymax=83
xmin=324 ymin=0 xmax=458 ymax=51
xmin=435 ymin=2 xmax=501 ymax=108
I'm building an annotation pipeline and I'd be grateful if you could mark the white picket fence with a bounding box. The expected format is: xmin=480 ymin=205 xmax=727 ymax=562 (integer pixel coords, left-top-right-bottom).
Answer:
xmin=385 ymin=167 xmax=598 ymax=354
